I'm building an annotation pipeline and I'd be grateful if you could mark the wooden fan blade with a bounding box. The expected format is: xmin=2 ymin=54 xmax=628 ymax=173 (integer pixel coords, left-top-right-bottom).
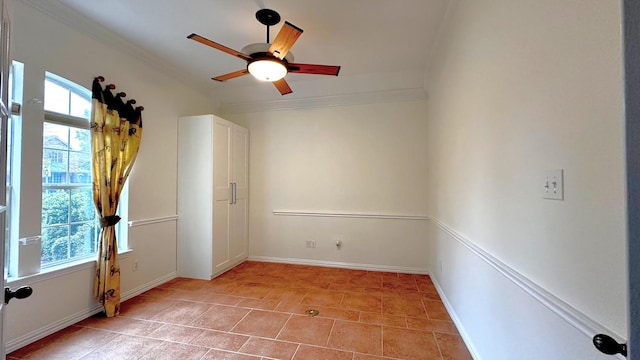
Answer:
xmin=212 ymin=69 xmax=250 ymax=82
xmin=188 ymin=33 xmax=252 ymax=61
xmin=288 ymin=63 xmax=341 ymax=76
xmin=273 ymin=78 xmax=293 ymax=95
xmin=268 ymin=22 xmax=303 ymax=59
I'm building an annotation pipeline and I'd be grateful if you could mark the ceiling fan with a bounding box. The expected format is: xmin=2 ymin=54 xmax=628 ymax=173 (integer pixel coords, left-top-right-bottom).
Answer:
xmin=187 ymin=8 xmax=341 ymax=95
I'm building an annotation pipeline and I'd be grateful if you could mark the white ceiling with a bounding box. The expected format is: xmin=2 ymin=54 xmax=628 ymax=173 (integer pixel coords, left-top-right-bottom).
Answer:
xmin=26 ymin=0 xmax=450 ymax=108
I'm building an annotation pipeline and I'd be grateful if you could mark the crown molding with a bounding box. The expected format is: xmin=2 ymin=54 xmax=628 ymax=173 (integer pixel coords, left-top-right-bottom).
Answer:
xmin=20 ymin=0 xmax=210 ymax=94
xmin=219 ymin=87 xmax=428 ymax=115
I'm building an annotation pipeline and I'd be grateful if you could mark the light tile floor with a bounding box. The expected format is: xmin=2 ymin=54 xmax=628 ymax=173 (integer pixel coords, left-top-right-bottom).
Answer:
xmin=8 ymin=261 xmax=473 ymax=360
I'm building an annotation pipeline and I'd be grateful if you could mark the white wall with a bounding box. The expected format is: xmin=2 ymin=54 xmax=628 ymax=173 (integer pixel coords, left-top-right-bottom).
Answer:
xmin=425 ymin=0 xmax=627 ymax=359
xmin=7 ymin=1 xmax=629 ymax=359
xmin=227 ymin=100 xmax=431 ymax=272
xmin=5 ymin=2 xmax=215 ymax=350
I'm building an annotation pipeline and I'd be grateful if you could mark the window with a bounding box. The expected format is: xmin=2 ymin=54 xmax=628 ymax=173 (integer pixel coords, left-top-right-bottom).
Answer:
xmin=44 ymin=72 xmax=92 ymax=119
xmin=6 ymin=61 xmax=21 ymax=277
xmin=41 ymin=72 xmax=97 ymax=267
xmin=6 ymin=68 xmax=128 ymax=278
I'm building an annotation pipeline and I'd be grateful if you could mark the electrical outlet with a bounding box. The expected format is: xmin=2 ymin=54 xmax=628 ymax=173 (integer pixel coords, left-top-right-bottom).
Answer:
xmin=334 ymin=235 xmax=343 ymax=250
xmin=305 ymin=240 xmax=316 ymax=248
xmin=543 ymin=169 xmax=564 ymax=200
xmin=133 ymin=260 xmax=139 ymax=272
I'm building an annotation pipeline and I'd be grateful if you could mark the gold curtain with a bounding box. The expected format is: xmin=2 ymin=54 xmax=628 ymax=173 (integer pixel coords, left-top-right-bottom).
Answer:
xmin=90 ymin=76 xmax=143 ymax=317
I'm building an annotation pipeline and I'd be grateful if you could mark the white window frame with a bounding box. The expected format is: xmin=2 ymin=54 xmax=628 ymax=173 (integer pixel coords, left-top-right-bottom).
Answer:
xmin=5 ymin=68 xmax=130 ymax=281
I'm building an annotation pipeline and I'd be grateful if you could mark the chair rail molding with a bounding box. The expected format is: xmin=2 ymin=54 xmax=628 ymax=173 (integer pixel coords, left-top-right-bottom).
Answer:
xmin=128 ymin=215 xmax=178 ymax=228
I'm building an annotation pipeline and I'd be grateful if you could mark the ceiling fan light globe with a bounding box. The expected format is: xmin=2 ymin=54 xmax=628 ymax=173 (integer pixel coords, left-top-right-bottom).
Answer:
xmin=248 ymin=58 xmax=287 ymax=81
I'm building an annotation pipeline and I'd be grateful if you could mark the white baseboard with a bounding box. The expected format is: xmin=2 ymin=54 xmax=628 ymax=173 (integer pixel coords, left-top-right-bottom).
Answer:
xmin=5 ymin=272 xmax=177 ymax=354
xmin=121 ymin=272 xmax=177 ymax=301
xmin=272 ymin=210 xmax=429 ymax=220
xmin=431 ymin=275 xmax=482 ymax=360
xmin=5 ymin=303 xmax=104 ymax=354
xmin=248 ymin=256 xmax=429 ymax=275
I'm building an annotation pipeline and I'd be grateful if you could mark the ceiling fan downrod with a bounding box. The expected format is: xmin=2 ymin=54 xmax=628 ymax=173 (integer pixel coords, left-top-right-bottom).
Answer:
xmin=255 ymin=8 xmax=281 ymax=43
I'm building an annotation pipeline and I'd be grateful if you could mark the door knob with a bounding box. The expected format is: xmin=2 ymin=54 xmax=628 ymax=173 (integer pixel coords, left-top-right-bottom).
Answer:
xmin=5 ymin=286 xmax=33 ymax=304
xmin=593 ymin=334 xmax=627 ymax=357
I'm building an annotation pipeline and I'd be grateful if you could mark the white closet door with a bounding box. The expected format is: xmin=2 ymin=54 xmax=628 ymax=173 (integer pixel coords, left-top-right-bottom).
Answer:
xmin=212 ymin=119 xmax=232 ymax=275
xmin=231 ymin=126 xmax=249 ymax=263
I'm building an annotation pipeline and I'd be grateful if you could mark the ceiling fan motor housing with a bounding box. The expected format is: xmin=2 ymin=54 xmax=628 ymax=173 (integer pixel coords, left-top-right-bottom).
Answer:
xmin=241 ymin=43 xmax=294 ymax=63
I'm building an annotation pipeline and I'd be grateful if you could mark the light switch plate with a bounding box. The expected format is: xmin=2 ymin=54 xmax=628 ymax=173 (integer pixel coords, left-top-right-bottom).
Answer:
xmin=543 ymin=169 xmax=564 ymax=200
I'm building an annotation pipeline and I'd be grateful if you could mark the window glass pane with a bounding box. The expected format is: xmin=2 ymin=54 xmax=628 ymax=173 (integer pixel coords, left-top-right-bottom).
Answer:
xmin=7 ymin=61 xmax=24 ymax=278
xmin=41 ymin=224 xmax=70 ymax=265
xmin=69 ymin=127 xmax=90 ymax=152
xmin=69 ymin=128 xmax=91 ymax=184
xmin=41 ymin=184 xmax=97 ymax=266
xmin=42 ymin=150 xmax=68 ymax=184
xmin=70 ymin=222 xmax=97 ymax=258
xmin=44 ymin=79 xmax=69 ymax=115
xmin=43 ymin=123 xmax=70 ymax=185
xmin=69 ymin=152 xmax=91 ymax=184
xmin=70 ymin=188 xmax=95 ymax=222
xmin=43 ymin=122 xmax=70 ymax=150
xmin=41 ymin=189 xmax=70 ymax=226
xmin=70 ymin=92 xmax=91 ymax=119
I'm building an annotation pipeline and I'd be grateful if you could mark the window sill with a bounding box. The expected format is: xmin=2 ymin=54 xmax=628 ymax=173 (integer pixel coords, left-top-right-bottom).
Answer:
xmin=7 ymin=249 xmax=133 ymax=288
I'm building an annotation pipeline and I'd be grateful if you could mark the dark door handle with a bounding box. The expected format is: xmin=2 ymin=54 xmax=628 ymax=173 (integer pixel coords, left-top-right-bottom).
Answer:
xmin=5 ymin=286 xmax=33 ymax=304
xmin=593 ymin=334 xmax=627 ymax=357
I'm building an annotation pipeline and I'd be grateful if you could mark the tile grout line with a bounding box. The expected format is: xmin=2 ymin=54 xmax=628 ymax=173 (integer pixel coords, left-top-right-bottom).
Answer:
xmin=273 ymin=313 xmax=294 ymax=340
xmin=289 ymin=343 xmax=302 ymax=360
xmin=225 ymin=306 xmax=254 ymax=335
xmin=422 ymin=298 xmax=431 ymax=321
xmin=198 ymin=348 xmax=213 ymax=360
xmin=432 ymin=330 xmax=445 ymax=360
xmin=380 ymin=322 xmax=385 ymax=358
xmin=326 ymin=315 xmax=338 ymax=349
